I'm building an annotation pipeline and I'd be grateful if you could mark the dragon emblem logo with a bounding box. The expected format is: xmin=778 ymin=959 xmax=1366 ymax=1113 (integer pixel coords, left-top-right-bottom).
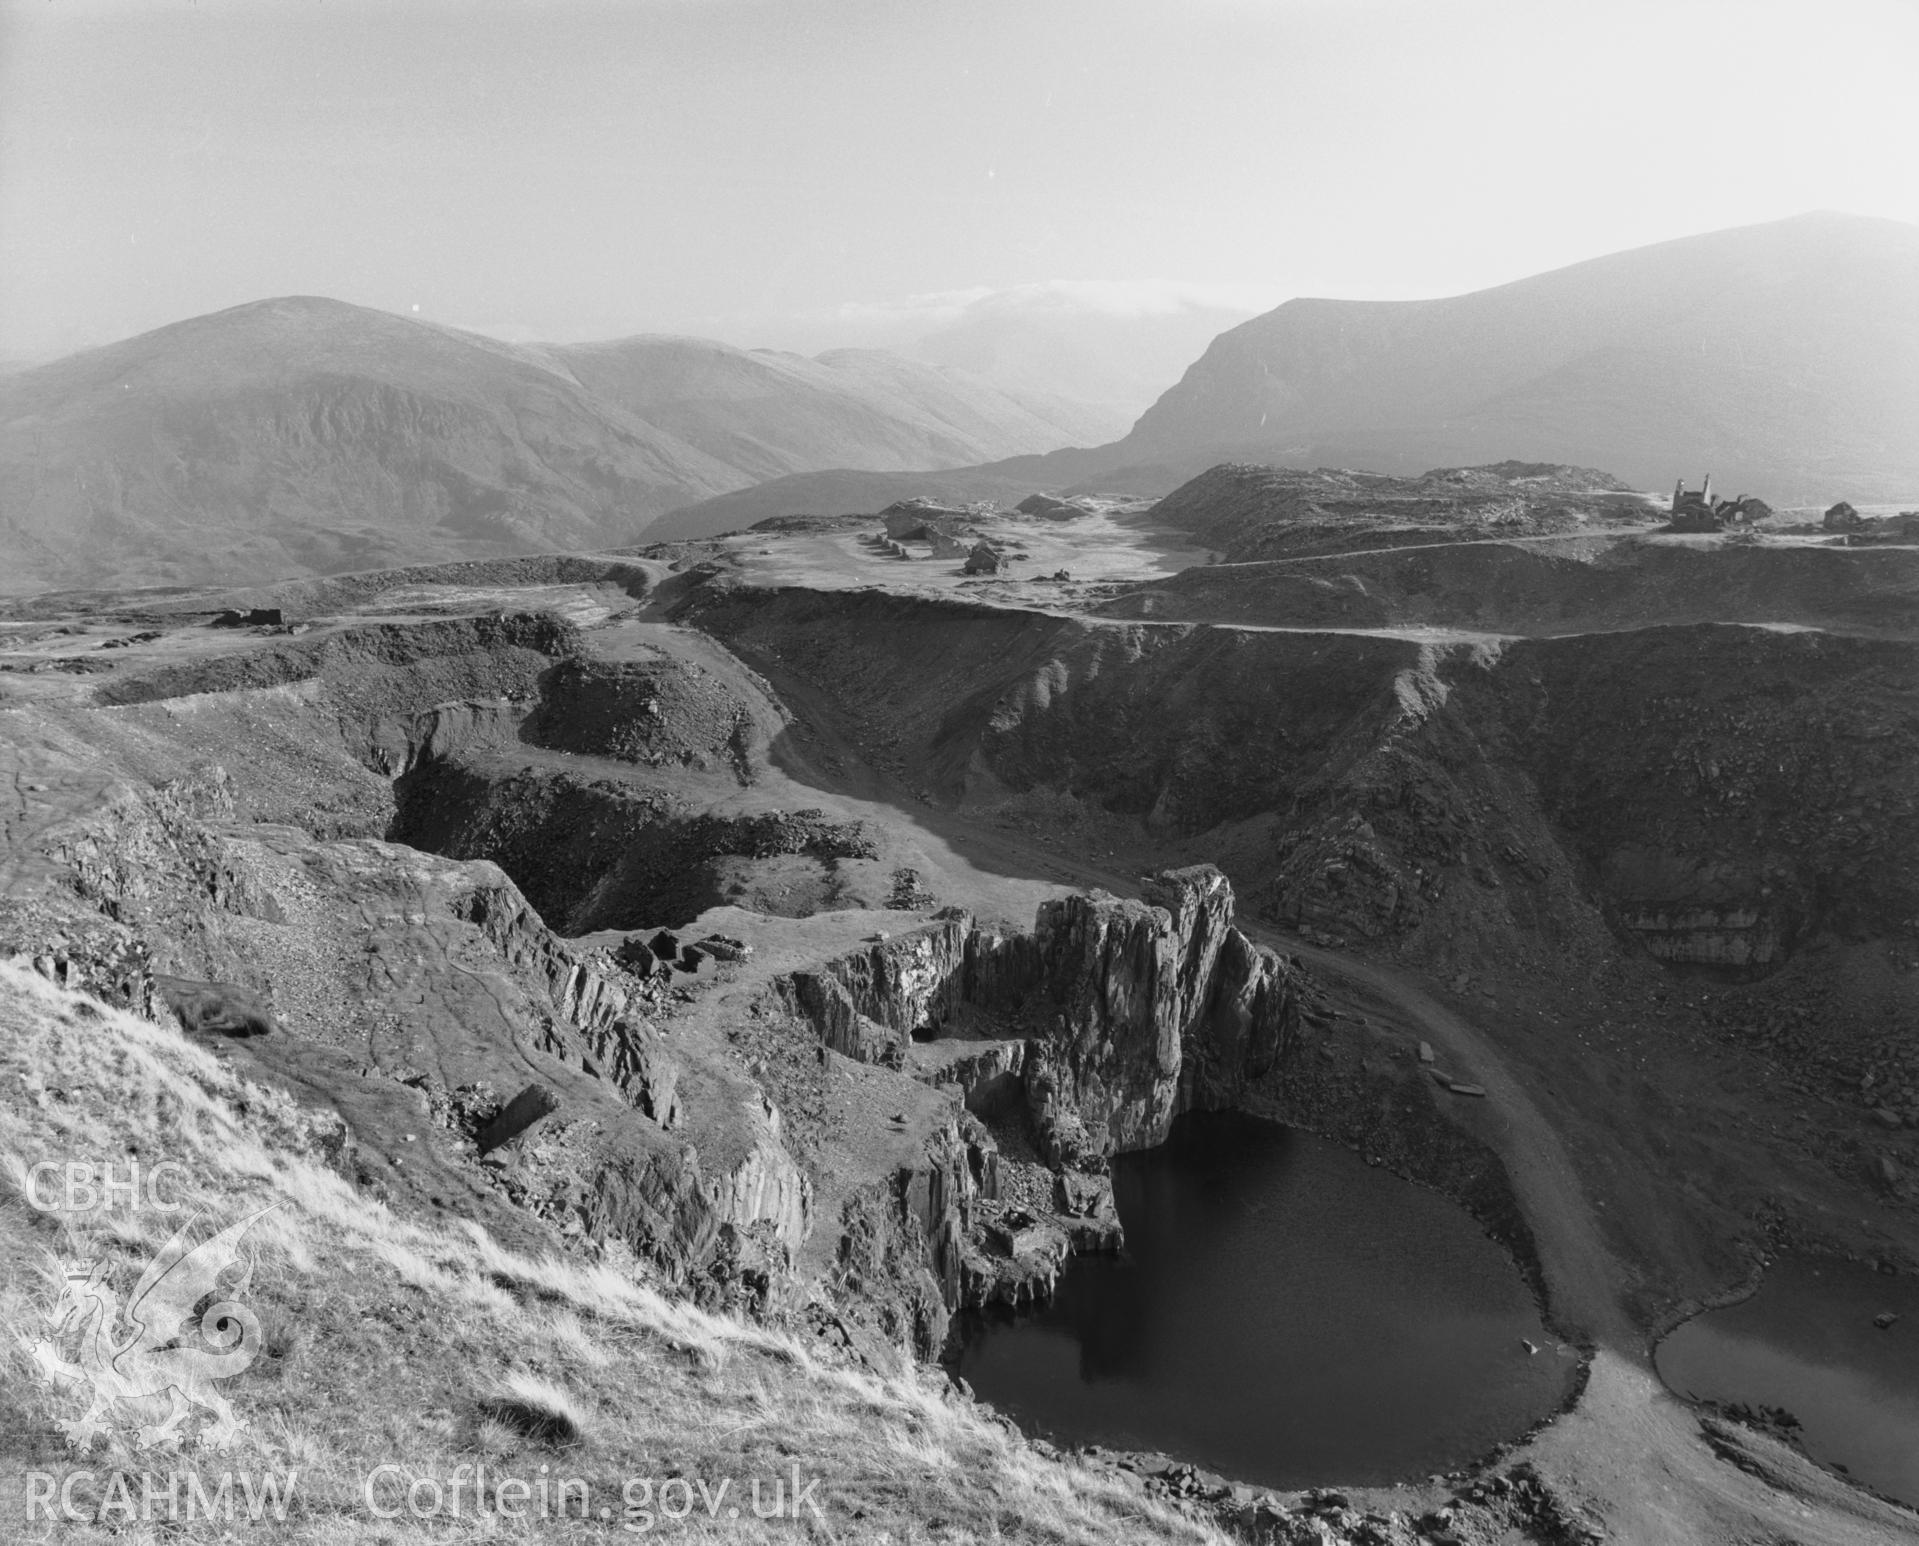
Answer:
xmin=29 ymin=1206 xmax=277 ymax=1453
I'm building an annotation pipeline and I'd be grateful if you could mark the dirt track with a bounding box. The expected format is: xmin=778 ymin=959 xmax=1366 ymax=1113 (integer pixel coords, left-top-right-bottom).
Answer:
xmin=1260 ymin=937 xmax=1631 ymax=1346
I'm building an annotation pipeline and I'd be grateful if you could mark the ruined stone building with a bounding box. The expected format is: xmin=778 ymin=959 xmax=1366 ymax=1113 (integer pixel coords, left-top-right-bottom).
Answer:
xmin=1668 ymin=475 xmax=1773 ymax=533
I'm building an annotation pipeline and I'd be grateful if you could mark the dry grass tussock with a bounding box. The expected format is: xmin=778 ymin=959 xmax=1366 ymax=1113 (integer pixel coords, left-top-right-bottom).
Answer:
xmin=0 ymin=962 xmax=1225 ymax=1544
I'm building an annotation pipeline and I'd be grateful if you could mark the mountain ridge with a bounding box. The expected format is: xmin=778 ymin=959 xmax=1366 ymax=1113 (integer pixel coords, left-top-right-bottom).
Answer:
xmin=10 ymin=213 xmax=1917 ymax=586
xmin=657 ymin=211 xmax=1919 ymax=541
xmin=1122 ymin=211 xmax=1919 ymax=500
xmin=0 ymin=296 xmax=1122 ymax=592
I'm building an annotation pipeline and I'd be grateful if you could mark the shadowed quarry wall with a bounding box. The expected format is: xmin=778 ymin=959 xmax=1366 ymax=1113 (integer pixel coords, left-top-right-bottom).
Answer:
xmin=691 ymin=586 xmax=1919 ymax=973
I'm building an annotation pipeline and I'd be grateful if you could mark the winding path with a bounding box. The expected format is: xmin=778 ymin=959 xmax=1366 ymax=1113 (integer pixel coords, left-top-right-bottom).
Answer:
xmin=1256 ymin=932 xmax=1632 ymax=1348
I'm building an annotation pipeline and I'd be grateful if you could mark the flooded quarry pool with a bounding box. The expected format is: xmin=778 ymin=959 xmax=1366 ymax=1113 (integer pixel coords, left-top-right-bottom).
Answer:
xmin=1656 ymin=1257 xmax=1919 ymax=1508
xmin=955 ymin=1112 xmax=1577 ymax=1488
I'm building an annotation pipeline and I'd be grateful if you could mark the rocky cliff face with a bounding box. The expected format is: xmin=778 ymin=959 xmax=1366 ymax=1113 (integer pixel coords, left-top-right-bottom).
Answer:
xmin=814 ymin=913 xmax=977 ymax=1036
xmin=450 ymin=881 xmax=685 ymax=1129
xmin=1022 ymin=883 xmax=1205 ymax=1162
xmin=771 ymin=914 xmax=1038 ymax=1069
xmin=389 ymin=758 xmax=878 ymax=932
xmin=1188 ymin=927 xmax=1299 ymax=1100
xmin=583 ymin=1126 xmax=813 ymax=1297
xmin=1482 ymin=626 xmax=1919 ymax=971
xmin=1024 ymin=867 xmax=1302 ymax=1164
xmin=770 ymin=868 xmax=1302 ymax=1169
xmin=16 ymin=762 xmax=817 ymax=1291
xmin=0 ymin=896 xmax=159 ymax=1019
xmin=524 ymin=656 xmax=757 ymax=775
xmin=95 ymin=613 xmax=582 ymax=712
xmin=755 ymin=867 xmax=1302 ymax=1334
xmin=699 ymin=585 xmax=1919 ymax=981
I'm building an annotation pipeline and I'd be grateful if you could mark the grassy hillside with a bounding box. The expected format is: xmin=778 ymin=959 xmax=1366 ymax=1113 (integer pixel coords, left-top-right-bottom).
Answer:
xmin=0 ymin=962 xmax=1218 ymax=1544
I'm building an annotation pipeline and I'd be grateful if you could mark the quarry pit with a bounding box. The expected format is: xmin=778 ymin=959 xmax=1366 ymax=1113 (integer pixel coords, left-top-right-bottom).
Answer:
xmin=4 ymin=474 xmax=1918 ymax=1545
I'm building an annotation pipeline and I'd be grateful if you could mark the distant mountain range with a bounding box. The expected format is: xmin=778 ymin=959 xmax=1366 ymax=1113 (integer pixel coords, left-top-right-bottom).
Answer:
xmin=0 ymin=297 xmax=1122 ymax=592
xmin=1121 ymin=211 xmax=1919 ymax=502
xmin=6 ymin=213 xmax=1915 ymax=587
xmin=893 ymin=282 xmax=1264 ymax=420
xmin=661 ymin=212 xmax=1919 ymax=539
xmin=710 ymin=280 xmax=1267 ymax=421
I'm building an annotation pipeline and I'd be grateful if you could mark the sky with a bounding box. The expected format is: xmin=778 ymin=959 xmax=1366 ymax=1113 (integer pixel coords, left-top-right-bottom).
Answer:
xmin=2 ymin=0 xmax=1917 ymax=361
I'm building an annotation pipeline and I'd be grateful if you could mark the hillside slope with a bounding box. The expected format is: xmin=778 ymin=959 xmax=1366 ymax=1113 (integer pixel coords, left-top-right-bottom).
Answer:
xmin=660 ymin=214 xmax=1919 ymax=536
xmin=0 ymin=298 xmax=739 ymax=592
xmin=0 ymin=962 xmax=1218 ymax=1546
xmin=1141 ymin=461 xmax=1647 ymax=561
xmin=551 ymin=335 xmax=1120 ymax=486
xmin=1122 ymin=213 xmax=1919 ymax=502
xmin=0 ymin=300 xmax=1118 ymax=593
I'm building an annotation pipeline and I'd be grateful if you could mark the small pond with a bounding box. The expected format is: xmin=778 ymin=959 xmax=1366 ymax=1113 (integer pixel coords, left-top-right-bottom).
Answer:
xmin=955 ymin=1111 xmax=1577 ymax=1488
xmin=1656 ymin=1255 xmax=1919 ymax=1508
